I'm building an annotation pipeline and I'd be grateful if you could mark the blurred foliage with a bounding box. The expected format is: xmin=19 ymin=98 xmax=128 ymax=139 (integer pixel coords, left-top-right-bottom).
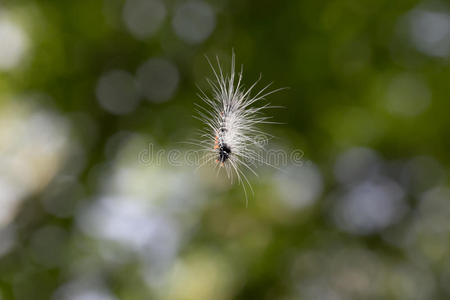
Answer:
xmin=0 ymin=0 xmax=449 ymax=299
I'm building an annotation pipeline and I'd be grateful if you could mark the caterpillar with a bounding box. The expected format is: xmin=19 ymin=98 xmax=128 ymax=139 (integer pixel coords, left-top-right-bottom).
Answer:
xmin=194 ymin=53 xmax=282 ymax=201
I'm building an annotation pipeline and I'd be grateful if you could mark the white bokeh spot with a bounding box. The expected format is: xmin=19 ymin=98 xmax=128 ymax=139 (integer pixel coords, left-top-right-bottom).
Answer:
xmin=0 ymin=15 xmax=29 ymax=71
xmin=122 ymin=0 xmax=166 ymax=40
xmin=172 ymin=1 xmax=215 ymax=44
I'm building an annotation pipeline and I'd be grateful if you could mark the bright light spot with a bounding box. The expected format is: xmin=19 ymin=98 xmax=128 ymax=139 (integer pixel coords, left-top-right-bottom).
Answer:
xmin=275 ymin=163 xmax=323 ymax=210
xmin=136 ymin=58 xmax=179 ymax=103
xmin=77 ymin=196 xmax=180 ymax=261
xmin=96 ymin=70 xmax=140 ymax=115
xmin=332 ymin=178 xmax=407 ymax=235
xmin=172 ymin=1 xmax=215 ymax=44
xmin=386 ymin=73 xmax=431 ymax=117
xmin=122 ymin=0 xmax=166 ymax=40
xmin=0 ymin=101 xmax=70 ymax=227
xmin=409 ymin=9 xmax=450 ymax=58
xmin=78 ymin=196 xmax=155 ymax=249
xmin=0 ymin=16 xmax=29 ymax=71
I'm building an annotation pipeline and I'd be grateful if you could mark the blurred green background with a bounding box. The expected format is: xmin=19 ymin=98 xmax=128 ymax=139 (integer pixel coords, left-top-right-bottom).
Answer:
xmin=0 ymin=0 xmax=449 ymax=299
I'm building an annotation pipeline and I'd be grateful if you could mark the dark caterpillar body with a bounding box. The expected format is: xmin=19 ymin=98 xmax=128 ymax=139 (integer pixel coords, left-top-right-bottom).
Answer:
xmin=218 ymin=143 xmax=231 ymax=163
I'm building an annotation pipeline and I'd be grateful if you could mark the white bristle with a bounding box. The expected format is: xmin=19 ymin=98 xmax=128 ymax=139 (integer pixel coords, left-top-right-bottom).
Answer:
xmin=193 ymin=52 xmax=282 ymax=201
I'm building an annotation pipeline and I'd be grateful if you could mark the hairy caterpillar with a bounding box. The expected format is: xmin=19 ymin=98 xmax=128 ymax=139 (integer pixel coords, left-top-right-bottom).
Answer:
xmin=194 ymin=53 xmax=282 ymax=200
